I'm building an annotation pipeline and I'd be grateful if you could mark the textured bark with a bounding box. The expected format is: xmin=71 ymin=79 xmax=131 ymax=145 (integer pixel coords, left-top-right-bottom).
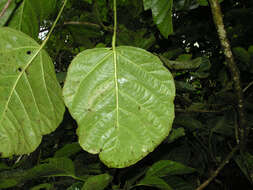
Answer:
xmin=209 ymin=0 xmax=246 ymax=146
xmin=196 ymin=0 xmax=247 ymax=189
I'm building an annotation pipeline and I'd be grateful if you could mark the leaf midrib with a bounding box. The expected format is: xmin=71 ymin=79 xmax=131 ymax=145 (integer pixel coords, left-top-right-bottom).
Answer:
xmin=113 ymin=49 xmax=119 ymax=129
xmin=0 ymin=47 xmax=42 ymax=126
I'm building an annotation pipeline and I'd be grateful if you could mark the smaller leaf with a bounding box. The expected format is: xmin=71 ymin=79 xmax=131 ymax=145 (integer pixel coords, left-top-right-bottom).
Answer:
xmin=233 ymin=47 xmax=251 ymax=70
xmin=8 ymin=0 xmax=39 ymax=38
xmin=234 ymin=153 xmax=253 ymax=183
xmin=166 ymin=128 xmax=185 ymax=143
xmin=82 ymin=174 xmax=112 ymax=190
xmin=0 ymin=162 xmax=9 ymax=171
xmin=137 ymin=176 xmax=173 ymax=190
xmin=30 ymin=183 xmax=53 ymax=190
xmin=174 ymin=115 xmax=202 ymax=131
xmin=248 ymin=45 xmax=253 ymax=56
xmin=151 ymin=0 xmax=173 ymax=38
xmin=56 ymin=72 xmax=67 ymax=84
xmin=31 ymin=0 xmax=57 ymax=22
xmin=211 ymin=115 xmax=234 ymax=137
xmin=54 ymin=143 xmax=82 ymax=158
xmin=83 ymin=0 xmax=93 ymax=4
xmin=146 ymin=160 xmax=196 ymax=177
xmin=195 ymin=57 xmax=211 ymax=72
xmin=175 ymin=81 xmax=196 ymax=92
xmin=161 ymin=57 xmax=203 ymax=70
xmin=143 ymin=0 xmax=152 ymax=10
xmin=0 ymin=0 xmax=16 ymax=26
xmin=165 ymin=176 xmax=194 ymax=190
xmin=0 ymin=179 xmax=18 ymax=189
xmin=26 ymin=157 xmax=75 ymax=179
xmin=176 ymin=54 xmax=192 ymax=61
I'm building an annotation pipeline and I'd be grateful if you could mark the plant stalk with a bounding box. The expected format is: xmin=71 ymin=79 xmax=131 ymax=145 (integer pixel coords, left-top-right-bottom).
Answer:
xmin=112 ymin=0 xmax=117 ymax=50
xmin=41 ymin=0 xmax=68 ymax=48
xmin=196 ymin=144 xmax=240 ymax=190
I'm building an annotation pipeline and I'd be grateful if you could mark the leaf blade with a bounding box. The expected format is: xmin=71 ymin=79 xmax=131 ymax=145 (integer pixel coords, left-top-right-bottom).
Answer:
xmin=0 ymin=27 xmax=65 ymax=157
xmin=63 ymin=46 xmax=175 ymax=168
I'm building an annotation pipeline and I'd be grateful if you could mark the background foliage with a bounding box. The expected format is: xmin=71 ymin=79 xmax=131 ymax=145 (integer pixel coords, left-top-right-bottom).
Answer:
xmin=0 ymin=0 xmax=252 ymax=189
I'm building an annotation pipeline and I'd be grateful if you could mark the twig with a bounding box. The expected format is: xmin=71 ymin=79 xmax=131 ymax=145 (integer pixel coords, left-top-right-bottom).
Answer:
xmin=208 ymin=0 xmax=246 ymax=148
xmin=0 ymin=0 xmax=12 ymax=19
xmin=64 ymin=21 xmax=101 ymax=28
xmin=243 ymin=81 xmax=253 ymax=92
xmin=196 ymin=144 xmax=240 ymax=190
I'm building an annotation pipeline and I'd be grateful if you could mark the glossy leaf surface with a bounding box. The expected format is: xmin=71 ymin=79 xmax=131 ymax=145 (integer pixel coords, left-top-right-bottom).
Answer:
xmin=0 ymin=27 xmax=65 ymax=157
xmin=63 ymin=46 xmax=175 ymax=168
xmin=151 ymin=0 xmax=173 ymax=38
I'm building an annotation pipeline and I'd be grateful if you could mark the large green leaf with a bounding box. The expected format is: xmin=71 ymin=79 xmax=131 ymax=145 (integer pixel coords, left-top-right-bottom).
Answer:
xmin=151 ymin=0 xmax=174 ymax=38
xmin=8 ymin=0 xmax=39 ymax=39
xmin=0 ymin=27 xmax=65 ymax=157
xmin=63 ymin=46 xmax=175 ymax=168
xmin=0 ymin=0 xmax=16 ymax=27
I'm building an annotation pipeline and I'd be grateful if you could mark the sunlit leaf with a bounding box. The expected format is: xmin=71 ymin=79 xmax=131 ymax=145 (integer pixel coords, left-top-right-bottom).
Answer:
xmin=63 ymin=46 xmax=175 ymax=168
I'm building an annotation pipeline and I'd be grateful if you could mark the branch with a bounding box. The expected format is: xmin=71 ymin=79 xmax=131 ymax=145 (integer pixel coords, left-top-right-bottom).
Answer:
xmin=0 ymin=0 xmax=12 ymax=19
xmin=196 ymin=144 xmax=240 ymax=190
xmin=243 ymin=81 xmax=253 ymax=92
xmin=208 ymin=0 xmax=247 ymax=148
xmin=64 ymin=21 xmax=101 ymax=28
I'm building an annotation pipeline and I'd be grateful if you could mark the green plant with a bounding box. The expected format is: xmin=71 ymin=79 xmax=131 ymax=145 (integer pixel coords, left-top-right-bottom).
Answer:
xmin=0 ymin=0 xmax=252 ymax=189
